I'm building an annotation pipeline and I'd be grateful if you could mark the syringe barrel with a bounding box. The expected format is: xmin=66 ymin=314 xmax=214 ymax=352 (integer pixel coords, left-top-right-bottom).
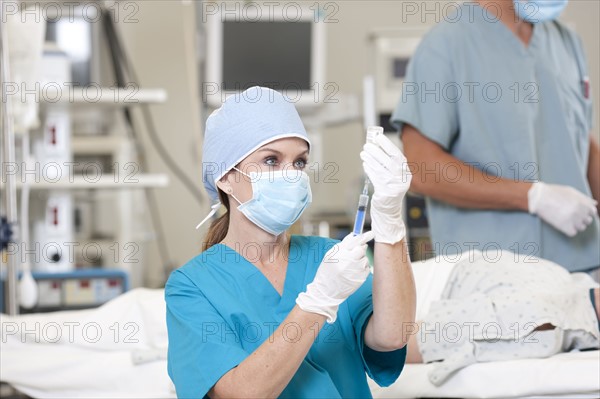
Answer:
xmin=353 ymin=194 xmax=370 ymax=235
xmin=354 ymin=126 xmax=381 ymax=235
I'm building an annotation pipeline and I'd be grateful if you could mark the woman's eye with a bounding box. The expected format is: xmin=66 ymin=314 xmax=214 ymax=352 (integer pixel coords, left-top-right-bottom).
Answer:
xmin=294 ymin=159 xmax=307 ymax=169
xmin=264 ymin=157 xmax=278 ymax=166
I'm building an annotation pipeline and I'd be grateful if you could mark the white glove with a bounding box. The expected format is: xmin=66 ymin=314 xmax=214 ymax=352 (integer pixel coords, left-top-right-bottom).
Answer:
xmin=528 ymin=182 xmax=598 ymax=237
xmin=296 ymin=231 xmax=375 ymax=323
xmin=360 ymin=133 xmax=412 ymax=244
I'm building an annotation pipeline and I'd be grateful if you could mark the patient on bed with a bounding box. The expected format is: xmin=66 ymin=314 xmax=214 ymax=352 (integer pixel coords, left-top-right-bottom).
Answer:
xmin=404 ymin=250 xmax=600 ymax=385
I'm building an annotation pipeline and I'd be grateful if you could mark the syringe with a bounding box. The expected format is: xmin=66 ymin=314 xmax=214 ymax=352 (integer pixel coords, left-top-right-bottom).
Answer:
xmin=352 ymin=126 xmax=383 ymax=236
xmin=352 ymin=181 xmax=370 ymax=236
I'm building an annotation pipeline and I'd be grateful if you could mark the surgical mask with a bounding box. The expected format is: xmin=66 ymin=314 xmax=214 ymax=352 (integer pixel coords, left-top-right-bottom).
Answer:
xmin=513 ymin=0 xmax=568 ymax=23
xmin=230 ymin=167 xmax=312 ymax=236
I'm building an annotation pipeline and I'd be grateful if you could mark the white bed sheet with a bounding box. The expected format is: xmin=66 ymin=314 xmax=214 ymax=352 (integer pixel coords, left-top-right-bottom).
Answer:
xmin=1 ymin=288 xmax=175 ymax=399
xmin=368 ymin=350 xmax=600 ymax=399
xmin=2 ymin=342 xmax=174 ymax=399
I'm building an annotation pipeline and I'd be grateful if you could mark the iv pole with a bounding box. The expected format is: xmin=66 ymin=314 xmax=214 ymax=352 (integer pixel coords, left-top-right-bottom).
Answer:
xmin=1 ymin=0 xmax=21 ymax=316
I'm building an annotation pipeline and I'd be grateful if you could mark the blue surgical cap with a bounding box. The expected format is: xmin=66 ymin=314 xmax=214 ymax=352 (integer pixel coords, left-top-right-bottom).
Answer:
xmin=201 ymin=86 xmax=310 ymax=201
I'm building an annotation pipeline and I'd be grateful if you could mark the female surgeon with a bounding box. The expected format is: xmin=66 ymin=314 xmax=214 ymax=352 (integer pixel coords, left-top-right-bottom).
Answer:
xmin=165 ymin=86 xmax=416 ymax=399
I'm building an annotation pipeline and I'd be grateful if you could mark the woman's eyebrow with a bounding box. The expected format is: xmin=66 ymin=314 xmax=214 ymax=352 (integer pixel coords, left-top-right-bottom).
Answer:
xmin=256 ymin=147 xmax=309 ymax=156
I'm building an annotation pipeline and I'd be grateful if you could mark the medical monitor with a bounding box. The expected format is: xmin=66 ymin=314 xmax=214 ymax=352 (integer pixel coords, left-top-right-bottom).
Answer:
xmin=204 ymin=3 xmax=325 ymax=109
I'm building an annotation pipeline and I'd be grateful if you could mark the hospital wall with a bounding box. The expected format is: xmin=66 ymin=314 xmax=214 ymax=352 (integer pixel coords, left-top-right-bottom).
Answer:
xmin=117 ymin=1 xmax=599 ymax=287
xmin=118 ymin=2 xmax=203 ymax=287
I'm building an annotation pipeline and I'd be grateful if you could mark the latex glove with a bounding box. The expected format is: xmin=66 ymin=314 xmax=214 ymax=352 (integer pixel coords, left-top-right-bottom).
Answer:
xmin=296 ymin=231 xmax=375 ymax=323
xmin=528 ymin=182 xmax=598 ymax=237
xmin=360 ymin=133 xmax=412 ymax=244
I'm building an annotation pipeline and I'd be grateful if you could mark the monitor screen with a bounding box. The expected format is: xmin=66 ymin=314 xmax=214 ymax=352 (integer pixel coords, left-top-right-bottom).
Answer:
xmin=392 ymin=57 xmax=409 ymax=79
xmin=222 ymin=21 xmax=312 ymax=91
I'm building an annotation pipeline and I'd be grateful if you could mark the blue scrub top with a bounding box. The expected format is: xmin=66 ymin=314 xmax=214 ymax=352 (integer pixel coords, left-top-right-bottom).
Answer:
xmin=391 ymin=3 xmax=599 ymax=272
xmin=165 ymin=235 xmax=406 ymax=399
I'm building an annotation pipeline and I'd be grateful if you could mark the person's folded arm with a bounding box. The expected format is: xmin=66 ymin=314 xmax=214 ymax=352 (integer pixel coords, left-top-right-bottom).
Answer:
xmin=402 ymin=124 xmax=531 ymax=211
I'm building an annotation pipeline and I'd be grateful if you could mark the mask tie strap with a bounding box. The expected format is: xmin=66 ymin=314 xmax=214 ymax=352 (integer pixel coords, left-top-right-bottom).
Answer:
xmin=230 ymin=192 xmax=243 ymax=206
xmin=232 ymin=166 xmax=249 ymax=178
xmin=195 ymin=202 xmax=222 ymax=229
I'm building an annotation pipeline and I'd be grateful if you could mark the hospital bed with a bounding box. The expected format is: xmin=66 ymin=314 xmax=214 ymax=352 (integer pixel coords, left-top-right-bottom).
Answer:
xmin=1 ymin=255 xmax=599 ymax=399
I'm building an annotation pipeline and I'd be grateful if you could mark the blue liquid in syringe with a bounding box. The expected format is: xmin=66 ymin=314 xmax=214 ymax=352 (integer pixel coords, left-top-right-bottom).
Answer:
xmin=353 ymin=184 xmax=370 ymax=235
xmin=353 ymin=205 xmax=367 ymax=235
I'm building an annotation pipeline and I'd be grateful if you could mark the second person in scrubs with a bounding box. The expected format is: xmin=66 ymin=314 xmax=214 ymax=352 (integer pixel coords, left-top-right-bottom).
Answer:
xmin=392 ymin=0 xmax=599 ymax=273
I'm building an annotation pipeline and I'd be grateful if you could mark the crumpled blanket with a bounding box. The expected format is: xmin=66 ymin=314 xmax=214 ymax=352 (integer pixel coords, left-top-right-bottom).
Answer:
xmin=418 ymin=250 xmax=600 ymax=385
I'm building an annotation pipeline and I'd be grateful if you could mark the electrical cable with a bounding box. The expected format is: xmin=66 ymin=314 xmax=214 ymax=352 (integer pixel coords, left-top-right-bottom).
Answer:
xmin=102 ymin=11 xmax=205 ymax=205
xmin=101 ymin=10 xmax=206 ymax=280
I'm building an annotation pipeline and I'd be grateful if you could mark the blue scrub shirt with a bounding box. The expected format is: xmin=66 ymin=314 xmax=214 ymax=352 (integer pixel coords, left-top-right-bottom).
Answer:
xmin=391 ymin=3 xmax=599 ymax=272
xmin=165 ymin=235 xmax=406 ymax=398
